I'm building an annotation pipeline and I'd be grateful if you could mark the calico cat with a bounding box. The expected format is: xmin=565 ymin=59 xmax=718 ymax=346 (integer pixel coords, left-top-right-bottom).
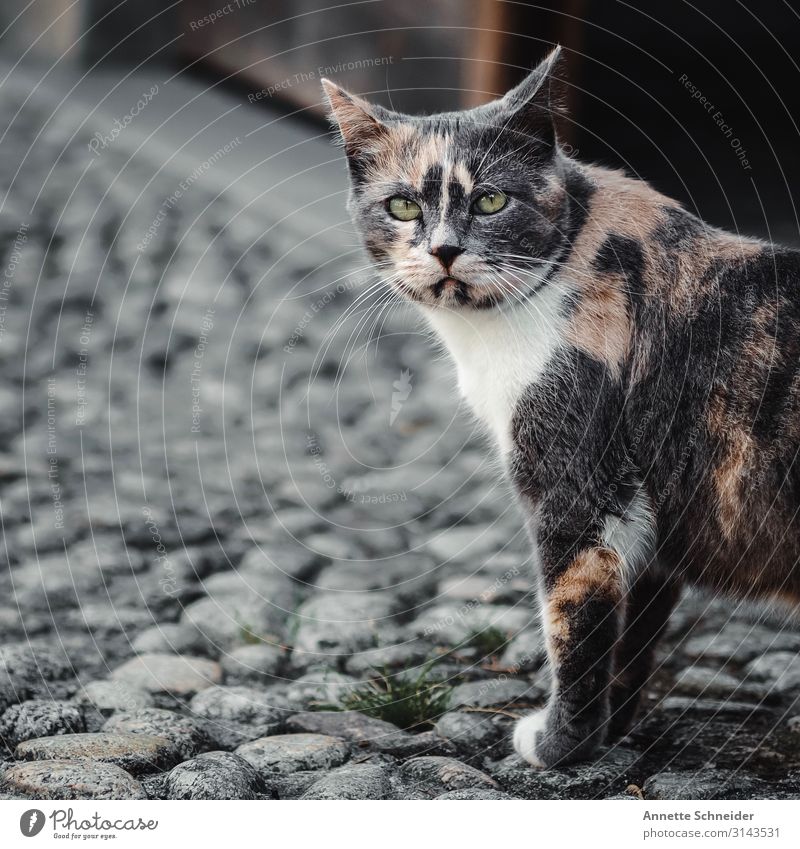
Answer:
xmin=322 ymin=46 xmax=800 ymax=768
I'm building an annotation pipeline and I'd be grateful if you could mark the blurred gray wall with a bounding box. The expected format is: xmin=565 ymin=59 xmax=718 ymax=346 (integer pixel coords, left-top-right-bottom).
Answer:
xmin=0 ymin=1 xmax=180 ymax=66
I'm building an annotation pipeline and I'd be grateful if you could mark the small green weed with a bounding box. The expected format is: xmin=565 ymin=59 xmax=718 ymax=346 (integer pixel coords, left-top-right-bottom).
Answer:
xmin=335 ymin=659 xmax=452 ymax=730
xmin=464 ymin=626 xmax=509 ymax=658
xmin=239 ymin=623 xmax=265 ymax=645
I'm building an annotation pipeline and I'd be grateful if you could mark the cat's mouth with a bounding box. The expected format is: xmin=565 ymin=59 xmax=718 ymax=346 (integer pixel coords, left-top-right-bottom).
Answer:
xmin=424 ymin=276 xmax=504 ymax=310
xmin=432 ymin=276 xmax=471 ymax=304
xmin=395 ymin=274 xmax=506 ymax=310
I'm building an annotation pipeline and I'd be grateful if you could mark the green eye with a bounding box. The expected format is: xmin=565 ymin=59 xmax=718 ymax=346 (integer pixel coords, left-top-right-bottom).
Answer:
xmin=474 ymin=191 xmax=508 ymax=214
xmin=387 ymin=197 xmax=422 ymax=221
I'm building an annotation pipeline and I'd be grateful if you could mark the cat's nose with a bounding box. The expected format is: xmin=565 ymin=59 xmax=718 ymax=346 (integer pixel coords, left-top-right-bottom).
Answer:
xmin=429 ymin=244 xmax=464 ymax=270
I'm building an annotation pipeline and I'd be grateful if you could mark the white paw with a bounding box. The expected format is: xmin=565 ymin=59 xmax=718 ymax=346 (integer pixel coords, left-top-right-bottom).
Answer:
xmin=513 ymin=708 xmax=549 ymax=767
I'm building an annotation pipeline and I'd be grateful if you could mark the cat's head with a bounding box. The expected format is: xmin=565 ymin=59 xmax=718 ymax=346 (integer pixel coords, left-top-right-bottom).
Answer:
xmin=323 ymin=47 xmax=572 ymax=311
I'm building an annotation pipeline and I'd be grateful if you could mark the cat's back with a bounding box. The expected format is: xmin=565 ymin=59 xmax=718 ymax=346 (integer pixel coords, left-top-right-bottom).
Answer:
xmin=575 ymin=165 xmax=800 ymax=378
xmin=627 ymin=206 xmax=800 ymax=600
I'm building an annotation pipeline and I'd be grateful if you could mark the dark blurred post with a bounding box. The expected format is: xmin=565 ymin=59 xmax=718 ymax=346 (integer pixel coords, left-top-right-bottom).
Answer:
xmin=83 ymin=0 xmax=181 ymax=66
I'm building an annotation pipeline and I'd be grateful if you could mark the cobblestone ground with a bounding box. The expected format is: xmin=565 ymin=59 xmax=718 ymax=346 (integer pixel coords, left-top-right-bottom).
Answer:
xmin=1 ymin=74 xmax=799 ymax=801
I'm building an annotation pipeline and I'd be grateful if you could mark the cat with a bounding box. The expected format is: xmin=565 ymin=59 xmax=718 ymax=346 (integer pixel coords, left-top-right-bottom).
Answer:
xmin=322 ymin=46 xmax=800 ymax=768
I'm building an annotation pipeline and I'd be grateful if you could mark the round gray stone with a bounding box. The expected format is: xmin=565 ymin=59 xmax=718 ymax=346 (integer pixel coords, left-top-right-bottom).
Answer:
xmin=434 ymin=710 xmax=505 ymax=754
xmin=131 ymin=623 xmax=208 ymax=656
xmin=284 ymin=670 xmax=358 ymax=709
xmin=238 ymin=544 xmax=320 ymax=581
xmin=221 ymin=644 xmax=285 ymax=684
xmin=163 ymin=751 xmax=265 ymax=800
xmin=236 ymin=733 xmax=349 ymax=775
xmin=489 ymin=749 xmax=641 ymax=799
xmin=673 ymin=666 xmax=754 ymax=700
xmin=285 ymin=710 xmax=405 ymax=746
xmin=181 ymin=596 xmax=287 ymax=651
xmin=644 ymin=769 xmax=766 ymax=800
xmin=0 ymin=699 xmax=85 ymax=748
xmin=371 ymin=729 xmax=458 ymax=759
xmin=74 ymin=680 xmax=155 ymax=714
xmin=189 ymin=686 xmax=285 ymax=748
xmin=658 ymin=696 xmax=767 ymax=717
xmin=103 ymin=708 xmax=205 ymax=760
xmin=684 ymin=623 xmax=800 ymax=663
xmin=412 ymin=603 xmax=534 ymax=645
xmin=450 ymin=678 xmax=540 ymax=709
xmin=425 ymin=525 xmax=507 ymax=565
xmin=262 ymin=770 xmax=324 ymax=800
xmin=111 ymin=654 xmax=222 ymax=696
xmin=745 ymin=652 xmax=800 ymax=694
xmin=0 ymin=644 xmax=73 ymax=708
xmin=436 ymin=788 xmax=515 ymax=800
xmin=190 ymin=685 xmax=285 ymax=727
xmin=499 ymin=629 xmax=546 ymax=672
xmin=400 ymin=756 xmax=499 ymax=798
xmin=345 ymin=643 xmax=433 ymax=676
xmin=15 ymin=732 xmax=177 ymax=774
xmin=300 ymin=763 xmax=392 ymax=799
xmin=1 ymin=760 xmax=146 ymax=800
xmin=292 ymin=593 xmax=399 ymax=655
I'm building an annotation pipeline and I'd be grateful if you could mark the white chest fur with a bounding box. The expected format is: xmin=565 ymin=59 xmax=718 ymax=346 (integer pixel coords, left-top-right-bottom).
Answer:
xmin=602 ymin=484 xmax=656 ymax=576
xmin=421 ymin=286 xmax=567 ymax=454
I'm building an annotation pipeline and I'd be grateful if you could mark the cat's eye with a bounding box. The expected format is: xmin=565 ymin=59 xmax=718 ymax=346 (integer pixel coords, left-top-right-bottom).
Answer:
xmin=473 ymin=191 xmax=508 ymax=215
xmin=387 ymin=197 xmax=422 ymax=221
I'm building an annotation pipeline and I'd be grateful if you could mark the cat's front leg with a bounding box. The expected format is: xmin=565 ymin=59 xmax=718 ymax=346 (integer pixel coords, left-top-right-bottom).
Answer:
xmin=514 ymin=536 xmax=624 ymax=768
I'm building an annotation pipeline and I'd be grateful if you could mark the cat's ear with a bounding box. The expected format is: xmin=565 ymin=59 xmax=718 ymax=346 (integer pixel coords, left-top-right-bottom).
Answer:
xmin=321 ymin=79 xmax=390 ymax=158
xmin=499 ymin=45 xmax=567 ymax=146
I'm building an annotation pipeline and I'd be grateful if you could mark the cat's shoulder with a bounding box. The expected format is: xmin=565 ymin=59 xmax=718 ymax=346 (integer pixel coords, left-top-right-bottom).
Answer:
xmin=576 ymin=161 xmax=779 ymax=268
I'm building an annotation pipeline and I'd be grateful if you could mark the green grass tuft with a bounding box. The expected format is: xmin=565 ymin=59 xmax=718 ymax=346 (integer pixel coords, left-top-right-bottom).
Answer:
xmin=335 ymin=659 xmax=452 ymax=730
xmin=464 ymin=625 xmax=509 ymax=658
xmin=239 ymin=624 xmax=264 ymax=645
xmin=237 ymin=617 xmax=281 ymax=648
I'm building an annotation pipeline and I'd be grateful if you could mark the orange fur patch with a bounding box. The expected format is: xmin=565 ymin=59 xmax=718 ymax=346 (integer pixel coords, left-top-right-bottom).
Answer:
xmin=406 ymin=134 xmax=450 ymax=189
xmin=566 ymin=279 xmax=631 ymax=380
xmin=545 ymin=548 xmax=623 ymax=648
xmin=714 ymin=429 xmax=754 ymax=539
xmin=562 ymin=167 xmax=763 ymax=380
xmin=561 ymin=168 xmax=668 ymax=377
xmin=451 ymin=161 xmax=474 ymax=194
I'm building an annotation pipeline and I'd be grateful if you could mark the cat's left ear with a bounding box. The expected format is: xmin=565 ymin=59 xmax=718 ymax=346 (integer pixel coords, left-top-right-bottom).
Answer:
xmin=321 ymin=79 xmax=390 ymax=159
xmin=499 ymin=45 xmax=567 ymax=146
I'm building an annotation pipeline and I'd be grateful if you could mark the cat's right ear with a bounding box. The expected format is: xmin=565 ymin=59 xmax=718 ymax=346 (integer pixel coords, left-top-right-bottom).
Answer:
xmin=497 ymin=45 xmax=567 ymax=147
xmin=321 ymin=80 xmax=389 ymax=159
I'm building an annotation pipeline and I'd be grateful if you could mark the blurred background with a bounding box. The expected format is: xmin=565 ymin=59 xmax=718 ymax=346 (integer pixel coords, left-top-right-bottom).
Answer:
xmin=1 ymin=1 xmax=800 ymax=801
xmin=3 ymin=0 xmax=800 ymax=239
